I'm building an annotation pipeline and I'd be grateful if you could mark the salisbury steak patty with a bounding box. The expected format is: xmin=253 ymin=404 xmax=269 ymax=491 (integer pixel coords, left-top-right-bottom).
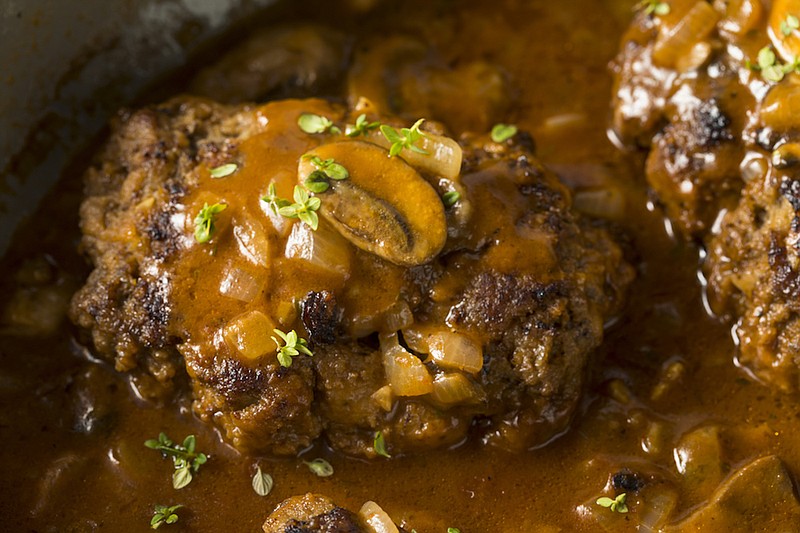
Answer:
xmin=611 ymin=1 xmax=800 ymax=392
xmin=70 ymin=96 xmax=632 ymax=456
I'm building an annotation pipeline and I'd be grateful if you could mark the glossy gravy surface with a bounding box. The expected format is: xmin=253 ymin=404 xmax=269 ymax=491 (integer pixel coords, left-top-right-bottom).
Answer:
xmin=2 ymin=0 xmax=797 ymax=531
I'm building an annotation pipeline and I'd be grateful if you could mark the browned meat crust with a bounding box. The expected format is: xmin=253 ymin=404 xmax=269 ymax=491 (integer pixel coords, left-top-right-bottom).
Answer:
xmin=611 ymin=2 xmax=800 ymax=392
xmin=610 ymin=6 xmax=752 ymax=237
xmin=263 ymin=494 xmax=365 ymax=533
xmin=70 ymin=95 xmax=632 ymax=456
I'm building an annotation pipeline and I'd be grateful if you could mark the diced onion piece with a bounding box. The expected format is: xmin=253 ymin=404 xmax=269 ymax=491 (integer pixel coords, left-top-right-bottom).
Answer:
xmin=260 ymin=170 xmax=296 ymax=237
xmin=638 ymin=487 xmax=679 ymax=532
xmin=223 ymin=310 xmax=278 ymax=360
xmin=219 ymin=265 xmax=266 ymax=302
xmin=400 ymin=327 xmax=432 ymax=355
xmin=367 ymin=129 xmax=463 ymax=181
xmin=381 ymin=333 xmax=433 ymax=396
xmin=715 ymin=0 xmax=762 ymax=36
xmin=371 ymin=385 xmax=395 ymax=412
xmin=652 ymin=1 xmax=720 ymax=70
xmin=430 ymin=372 xmax=483 ymax=406
xmin=274 ymin=300 xmax=298 ymax=327
xmin=233 ymin=214 xmax=271 ymax=267
xmin=572 ymin=187 xmax=626 ymax=221
xmin=428 ymin=331 xmax=483 ymax=375
xmin=359 ymin=501 xmax=399 ymax=533
xmin=760 ymin=82 xmax=800 ymax=132
xmin=382 ymin=300 xmax=414 ymax=332
xmin=284 ymin=220 xmax=351 ymax=278
xmin=770 ymin=0 xmax=800 ymax=62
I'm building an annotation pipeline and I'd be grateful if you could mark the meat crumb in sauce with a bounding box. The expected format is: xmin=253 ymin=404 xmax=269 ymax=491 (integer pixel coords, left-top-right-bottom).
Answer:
xmin=4 ymin=0 xmax=800 ymax=531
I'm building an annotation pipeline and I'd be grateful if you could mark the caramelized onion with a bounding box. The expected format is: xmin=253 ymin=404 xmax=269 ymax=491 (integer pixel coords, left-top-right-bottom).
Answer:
xmin=428 ymin=331 xmax=483 ymax=375
xmin=572 ymin=188 xmax=626 ymax=221
xmin=715 ymin=0 xmax=762 ymax=37
xmin=219 ymin=265 xmax=266 ymax=302
xmin=371 ymin=385 xmax=395 ymax=412
xmin=760 ymin=82 xmax=800 ymax=132
xmin=284 ymin=219 xmax=352 ymax=278
xmin=380 ymin=333 xmax=433 ymax=396
xmin=652 ymin=1 xmax=720 ymax=70
xmin=359 ymin=501 xmax=399 ymax=533
xmin=430 ymin=372 xmax=483 ymax=406
xmin=367 ymin=128 xmax=463 ymax=181
xmin=770 ymin=0 xmax=800 ymax=62
xmin=381 ymin=300 xmax=414 ymax=332
xmin=233 ymin=214 xmax=271 ymax=267
xmin=223 ymin=310 xmax=279 ymax=360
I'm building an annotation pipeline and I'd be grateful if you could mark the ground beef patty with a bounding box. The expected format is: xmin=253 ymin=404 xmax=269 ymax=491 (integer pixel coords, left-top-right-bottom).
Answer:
xmin=610 ymin=1 xmax=800 ymax=392
xmin=70 ymin=95 xmax=633 ymax=456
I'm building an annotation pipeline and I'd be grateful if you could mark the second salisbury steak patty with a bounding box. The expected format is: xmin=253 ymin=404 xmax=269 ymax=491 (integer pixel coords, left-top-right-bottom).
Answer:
xmin=70 ymin=96 xmax=633 ymax=456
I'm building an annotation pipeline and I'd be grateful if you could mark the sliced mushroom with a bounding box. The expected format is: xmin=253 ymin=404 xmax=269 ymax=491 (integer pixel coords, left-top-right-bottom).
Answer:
xmin=665 ymin=455 xmax=800 ymax=531
xmin=297 ymin=141 xmax=447 ymax=266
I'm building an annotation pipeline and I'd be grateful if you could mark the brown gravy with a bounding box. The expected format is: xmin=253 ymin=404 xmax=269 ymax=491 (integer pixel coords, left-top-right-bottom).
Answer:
xmin=2 ymin=0 xmax=798 ymax=531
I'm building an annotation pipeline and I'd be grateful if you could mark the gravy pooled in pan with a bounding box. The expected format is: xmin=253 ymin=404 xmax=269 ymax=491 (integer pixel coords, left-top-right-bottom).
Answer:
xmin=5 ymin=0 xmax=800 ymax=531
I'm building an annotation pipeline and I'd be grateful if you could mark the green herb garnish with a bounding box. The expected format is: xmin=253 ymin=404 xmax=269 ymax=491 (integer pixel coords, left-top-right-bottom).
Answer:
xmin=145 ymin=433 xmax=208 ymax=489
xmin=750 ymin=46 xmax=800 ymax=83
xmin=271 ymin=328 xmax=313 ymax=368
xmin=374 ymin=431 xmax=391 ymax=458
xmin=209 ymin=163 xmax=237 ymax=178
xmin=252 ymin=466 xmax=274 ymax=497
xmin=447 ymin=529 xmax=461 ymax=533
xmin=278 ymin=186 xmax=322 ymax=230
xmin=596 ymin=492 xmax=629 ymax=513
xmin=261 ymin=182 xmax=291 ymax=215
xmin=490 ymin=123 xmax=518 ymax=143
xmin=442 ymin=190 xmax=461 ymax=208
xmin=346 ymin=114 xmax=381 ymax=137
xmin=303 ymin=155 xmax=349 ymax=181
xmin=298 ymin=113 xmax=341 ymax=135
xmin=193 ymin=202 xmax=227 ymax=244
xmin=380 ymin=118 xmax=429 ymax=157
xmin=636 ymin=0 xmax=670 ymax=16
xmin=151 ymin=504 xmax=182 ymax=529
xmin=304 ymin=458 xmax=334 ymax=477
xmin=782 ymin=14 xmax=800 ymax=36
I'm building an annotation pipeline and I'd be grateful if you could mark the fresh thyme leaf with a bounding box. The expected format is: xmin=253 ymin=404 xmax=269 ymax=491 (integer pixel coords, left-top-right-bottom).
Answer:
xmin=193 ymin=202 xmax=227 ymax=244
xmin=303 ymin=154 xmax=349 ymax=181
xmin=490 ymin=123 xmax=518 ymax=143
xmin=447 ymin=529 xmax=461 ymax=533
xmin=209 ymin=163 xmax=237 ymax=178
xmin=252 ymin=466 xmax=274 ymax=497
xmin=636 ymin=0 xmax=670 ymax=16
xmin=271 ymin=328 xmax=313 ymax=368
xmin=261 ymin=182 xmax=291 ymax=215
xmin=277 ymin=185 xmax=322 ymax=230
xmin=298 ymin=113 xmax=341 ymax=135
xmin=173 ymin=466 xmax=193 ymax=490
xmin=145 ymin=432 xmax=208 ymax=489
xmin=442 ymin=190 xmax=461 ymax=208
xmin=758 ymin=46 xmax=777 ymax=70
xmin=374 ymin=431 xmax=391 ymax=458
xmin=380 ymin=118 xmax=429 ymax=157
xmin=596 ymin=492 xmax=629 ymax=513
xmin=151 ymin=504 xmax=182 ymax=529
xmin=304 ymin=458 xmax=334 ymax=477
xmin=763 ymin=64 xmax=786 ymax=82
xmin=305 ymin=171 xmax=331 ymax=194
xmin=346 ymin=114 xmax=381 ymax=137
xmin=782 ymin=14 xmax=800 ymax=36
xmin=751 ymin=46 xmax=799 ymax=83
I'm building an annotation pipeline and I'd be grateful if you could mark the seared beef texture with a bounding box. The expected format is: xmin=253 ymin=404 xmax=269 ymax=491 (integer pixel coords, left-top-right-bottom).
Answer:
xmin=70 ymin=94 xmax=632 ymax=456
xmin=611 ymin=2 xmax=800 ymax=392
